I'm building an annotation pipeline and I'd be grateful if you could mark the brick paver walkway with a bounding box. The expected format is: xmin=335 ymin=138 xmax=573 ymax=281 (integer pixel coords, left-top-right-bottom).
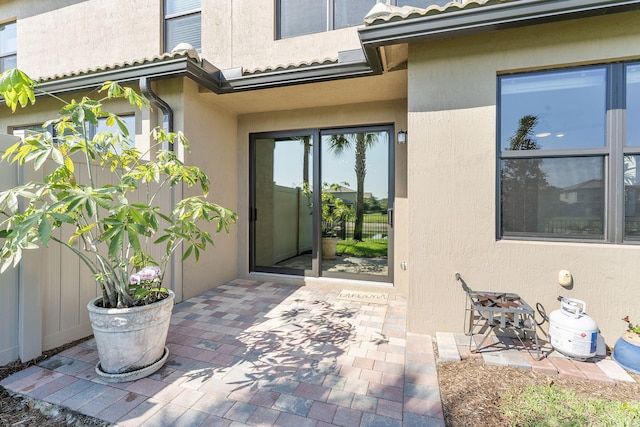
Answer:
xmin=1 ymin=280 xmax=445 ymax=426
xmin=436 ymin=331 xmax=636 ymax=384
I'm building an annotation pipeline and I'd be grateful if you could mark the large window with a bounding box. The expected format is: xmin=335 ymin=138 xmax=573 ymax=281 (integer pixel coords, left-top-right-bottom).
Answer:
xmin=277 ymin=0 xmax=449 ymax=39
xmin=0 ymin=21 xmax=16 ymax=72
xmin=498 ymin=63 xmax=640 ymax=243
xmin=164 ymin=0 xmax=201 ymax=52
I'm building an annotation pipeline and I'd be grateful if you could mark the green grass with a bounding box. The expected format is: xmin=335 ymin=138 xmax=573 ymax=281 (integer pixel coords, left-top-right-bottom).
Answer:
xmin=500 ymin=384 xmax=640 ymax=426
xmin=337 ymin=240 xmax=387 ymax=257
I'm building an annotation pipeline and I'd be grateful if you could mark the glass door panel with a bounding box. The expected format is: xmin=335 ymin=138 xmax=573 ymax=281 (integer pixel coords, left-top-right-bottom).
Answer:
xmin=320 ymin=130 xmax=390 ymax=278
xmin=253 ymin=135 xmax=313 ymax=274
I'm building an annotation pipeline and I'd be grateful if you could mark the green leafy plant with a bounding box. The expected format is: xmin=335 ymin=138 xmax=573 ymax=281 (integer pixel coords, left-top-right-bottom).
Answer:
xmin=0 ymin=69 xmax=237 ymax=308
xmin=320 ymin=182 xmax=353 ymax=238
xmin=301 ymin=181 xmax=354 ymax=238
xmin=623 ymin=316 xmax=640 ymax=334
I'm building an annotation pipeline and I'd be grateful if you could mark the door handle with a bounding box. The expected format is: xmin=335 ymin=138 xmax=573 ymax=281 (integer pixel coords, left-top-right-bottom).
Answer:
xmin=387 ymin=208 xmax=393 ymax=227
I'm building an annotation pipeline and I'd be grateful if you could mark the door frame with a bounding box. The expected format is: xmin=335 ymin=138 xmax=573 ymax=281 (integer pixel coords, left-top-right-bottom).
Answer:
xmin=249 ymin=124 xmax=395 ymax=283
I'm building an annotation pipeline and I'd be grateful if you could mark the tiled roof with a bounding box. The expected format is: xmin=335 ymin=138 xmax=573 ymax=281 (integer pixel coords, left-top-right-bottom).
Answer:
xmin=243 ymin=58 xmax=339 ymax=76
xmin=364 ymin=0 xmax=519 ymax=26
xmin=36 ymin=50 xmax=200 ymax=83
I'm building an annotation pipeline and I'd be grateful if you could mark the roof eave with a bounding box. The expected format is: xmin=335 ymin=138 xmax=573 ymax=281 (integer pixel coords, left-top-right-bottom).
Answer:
xmin=35 ymin=55 xmax=217 ymax=96
xmin=218 ymin=61 xmax=375 ymax=92
xmin=359 ymin=0 xmax=640 ymax=73
xmin=33 ymin=55 xmax=374 ymax=96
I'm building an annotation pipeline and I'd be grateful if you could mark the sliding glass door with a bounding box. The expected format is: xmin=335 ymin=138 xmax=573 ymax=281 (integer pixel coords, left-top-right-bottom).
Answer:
xmin=251 ymin=132 xmax=314 ymax=275
xmin=250 ymin=125 xmax=393 ymax=282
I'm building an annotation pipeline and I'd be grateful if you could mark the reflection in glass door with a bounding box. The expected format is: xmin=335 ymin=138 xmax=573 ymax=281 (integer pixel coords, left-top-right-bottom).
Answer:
xmin=321 ymin=130 xmax=390 ymax=278
xmin=252 ymin=134 xmax=314 ymax=274
xmin=250 ymin=126 xmax=393 ymax=282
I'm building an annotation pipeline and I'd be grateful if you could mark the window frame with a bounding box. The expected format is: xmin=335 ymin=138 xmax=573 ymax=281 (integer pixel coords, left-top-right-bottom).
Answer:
xmin=0 ymin=21 xmax=17 ymax=72
xmin=497 ymin=62 xmax=640 ymax=244
xmin=163 ymin=0 xmax=201 ymax=53
xmin=276 ymin=0 xmax=442 ymax=39
xmin=249 ymin=123 xmax=395 ymax=282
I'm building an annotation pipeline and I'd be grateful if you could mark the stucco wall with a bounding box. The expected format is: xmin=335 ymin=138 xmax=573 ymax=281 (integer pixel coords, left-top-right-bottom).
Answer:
xmin=220 ymin=1 xmax=363 ymax=71
xmin=16 ymin=0 xmax=160 ymax=80
xmin=5 ymin=0 xmax=365 ymax=82
xmin=237 ymin=98 xmax=409 ymax=296
xmin=406 ymin=11 xmax=640 ymax=344
xmin=200 ymin=0 xmax=364 ymax=71
xmin=175 ymin=79 xmax=240 ymax=299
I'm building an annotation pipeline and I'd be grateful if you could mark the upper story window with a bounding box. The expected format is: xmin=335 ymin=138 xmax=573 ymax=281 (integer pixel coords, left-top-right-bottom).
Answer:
xmin=164 ymin=0 xmax=201 ymax=52
xmin=0 ymin=21 xmax=17 ymax=72
xmin=277 ymin=0 xmax=450 ymax=39
xmin=498 ymin=63 xmax=640 ymax=243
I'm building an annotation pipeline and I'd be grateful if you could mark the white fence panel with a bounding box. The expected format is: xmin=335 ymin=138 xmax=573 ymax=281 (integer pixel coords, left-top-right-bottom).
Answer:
xmin=0 ymin=135 xmax=20 ymax=365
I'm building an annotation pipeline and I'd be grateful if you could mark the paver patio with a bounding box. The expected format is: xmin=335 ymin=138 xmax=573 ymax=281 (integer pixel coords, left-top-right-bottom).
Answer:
xmin=1 ymin=279 xmax=445 ymax=426
xmin=2 ymin=279 xmax=635 ymax=426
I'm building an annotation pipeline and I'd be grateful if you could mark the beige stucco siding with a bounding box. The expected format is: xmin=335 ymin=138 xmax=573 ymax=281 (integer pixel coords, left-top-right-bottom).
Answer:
xmin=237 ymin=97 xmax=408 ymax=295
xmin=7 ymin=0 xmax=366 ymax=82
xmin=226 ymin=1 xmax=362 ymax=71
xmin=15 ymin=0 xmax=161 ymax=80
xmin=406 ymin=11 xmax=640 ymax=344
xmin=153 ymin=78 xmax=240 ymax=299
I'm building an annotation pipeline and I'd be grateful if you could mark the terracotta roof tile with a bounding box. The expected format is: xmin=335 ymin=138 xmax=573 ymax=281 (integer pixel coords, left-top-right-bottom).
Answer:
xmin=243 ymin=58 xmax=339 ymax=76
xmin=364 ymin=0 xmax=520 ymax=26
xmin=36 ymin=50 xmax=200 ymax=83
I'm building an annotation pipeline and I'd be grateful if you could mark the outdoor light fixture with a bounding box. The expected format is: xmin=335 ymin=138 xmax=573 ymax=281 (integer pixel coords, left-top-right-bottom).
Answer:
xmin=397 ymin=130 xmax=407 ymax=144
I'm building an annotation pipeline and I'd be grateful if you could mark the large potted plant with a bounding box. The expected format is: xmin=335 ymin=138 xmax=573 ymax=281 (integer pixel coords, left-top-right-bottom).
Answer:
xmin=0 ymin=69 xmax=236 ymax=381
xmin=612 ymin=316 xmax=640 ymax=374
xmin=321 ymin=183 xmax=353 ymax=260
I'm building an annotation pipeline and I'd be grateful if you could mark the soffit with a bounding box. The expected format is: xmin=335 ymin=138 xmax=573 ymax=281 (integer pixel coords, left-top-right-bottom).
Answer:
xmin=201 ymin=69 xmax=407 ymax=115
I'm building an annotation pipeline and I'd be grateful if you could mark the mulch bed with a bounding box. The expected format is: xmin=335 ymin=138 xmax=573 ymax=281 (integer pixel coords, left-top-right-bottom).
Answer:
xmin=437 ymin=357 xmax=640 ymax=427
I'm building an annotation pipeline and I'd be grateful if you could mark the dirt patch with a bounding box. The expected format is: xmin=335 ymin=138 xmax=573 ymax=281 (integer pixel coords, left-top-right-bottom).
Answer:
xmin=437 ymin=357 xmax=640 ymax=427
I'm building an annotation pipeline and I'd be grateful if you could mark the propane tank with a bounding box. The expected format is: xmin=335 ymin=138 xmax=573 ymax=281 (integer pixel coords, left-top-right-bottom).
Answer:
xmin=548 ymin=297 xmax=598 ymax=360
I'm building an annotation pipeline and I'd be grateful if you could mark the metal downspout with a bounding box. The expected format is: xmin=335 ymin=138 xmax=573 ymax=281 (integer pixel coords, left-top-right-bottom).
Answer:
xmin=138 ymin=77 xmax=179 ymax=300
xmin=139 ymin=77 xmax=173 ymax=135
